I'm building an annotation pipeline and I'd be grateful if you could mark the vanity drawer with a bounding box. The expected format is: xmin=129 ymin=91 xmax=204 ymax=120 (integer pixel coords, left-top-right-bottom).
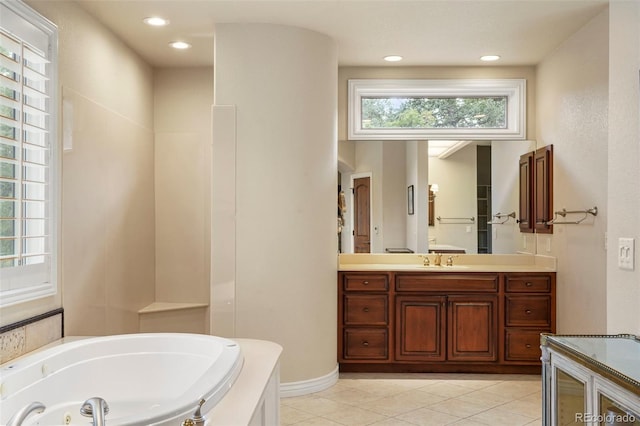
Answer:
xmin=505 ymin=295 xmax=552 ymax=327
xmin=343 ymin=274 xmax=389 ymax=291
xmin=343 ymin=328 xmax=388 ymax=360
xmin=506 ymin=275 xmax=551 ymax=293
xmin=344 ymin=295 xmax=388 ymax=325
xmin=505 ymin=329 xmax=544 ymax=361
xmin=395 ymin=274 xmax=498 ymax=292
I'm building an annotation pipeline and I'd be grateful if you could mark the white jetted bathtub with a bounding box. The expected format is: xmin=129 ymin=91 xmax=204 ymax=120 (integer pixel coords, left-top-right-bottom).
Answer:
xmin=0 ymin=333 xmax=244 ymax=425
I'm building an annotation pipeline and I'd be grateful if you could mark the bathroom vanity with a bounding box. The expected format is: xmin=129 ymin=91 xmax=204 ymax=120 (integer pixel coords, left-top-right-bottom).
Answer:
xmin=337 ymin=253 xmax=556 ymax=373
xmin=541 ymin=334 xmax=640 ymax=425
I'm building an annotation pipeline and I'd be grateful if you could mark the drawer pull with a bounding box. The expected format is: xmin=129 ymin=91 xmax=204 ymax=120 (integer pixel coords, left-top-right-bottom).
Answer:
xmin=363 ymin=307 xmax=370 ymax=312
xmin=525 ymin=309 xmax=532 ymax=315
xmin=525 ymin=282 xmax=533 ymax=287
xmin=362 ymin=341 xmax=369 ymax=347
xmin=363 ymin=281 xmax=369 ymax=285
xmin=525 ymin=344 xmax=532 ymax=349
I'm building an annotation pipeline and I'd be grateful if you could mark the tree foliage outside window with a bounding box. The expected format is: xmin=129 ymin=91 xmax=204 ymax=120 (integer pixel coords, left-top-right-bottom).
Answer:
xmin=361 ymin=97 xmax=507 ymax=129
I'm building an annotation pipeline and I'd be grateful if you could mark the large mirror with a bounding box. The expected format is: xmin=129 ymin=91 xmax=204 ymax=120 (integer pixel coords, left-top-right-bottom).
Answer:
xmin=338 ymin=139 xmax=536 ymax=254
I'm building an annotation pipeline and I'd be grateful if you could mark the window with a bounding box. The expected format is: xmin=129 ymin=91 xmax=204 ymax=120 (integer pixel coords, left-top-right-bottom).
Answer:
xmin=0 ymin=1 xmax=58 ymax=307
xmin=348 ymin=79 xmax=526 ymax=140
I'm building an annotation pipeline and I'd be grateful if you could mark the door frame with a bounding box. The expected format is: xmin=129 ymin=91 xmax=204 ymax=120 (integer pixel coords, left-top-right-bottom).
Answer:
xmin=349 ymin=172 xmax=373 ymax=254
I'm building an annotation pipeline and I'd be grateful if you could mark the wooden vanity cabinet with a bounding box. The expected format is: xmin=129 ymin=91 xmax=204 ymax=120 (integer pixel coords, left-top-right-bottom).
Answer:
xmin=338 ymin=272 xmax=391 ymax=362
xmin=395 ymin=274 xmax=499 ymax=363
xmin=504 ymin=273 xmax=556 ymax=363
xmin=338 ymin=270 xmax=555 ymax=373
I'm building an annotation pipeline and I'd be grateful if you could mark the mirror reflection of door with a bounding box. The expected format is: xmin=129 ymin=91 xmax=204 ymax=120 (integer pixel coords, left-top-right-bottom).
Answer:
xmin=353 ymin=176 xmax=371 ymax=253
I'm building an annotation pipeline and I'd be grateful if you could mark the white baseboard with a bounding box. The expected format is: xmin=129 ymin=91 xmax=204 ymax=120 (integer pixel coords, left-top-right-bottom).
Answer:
xmin=280 ymin=364 xmax=339 ymax=398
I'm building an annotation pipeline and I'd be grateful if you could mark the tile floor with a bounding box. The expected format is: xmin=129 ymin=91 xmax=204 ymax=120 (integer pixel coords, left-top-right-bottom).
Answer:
xmin=281 ymin=373 xmax=542 ymax=426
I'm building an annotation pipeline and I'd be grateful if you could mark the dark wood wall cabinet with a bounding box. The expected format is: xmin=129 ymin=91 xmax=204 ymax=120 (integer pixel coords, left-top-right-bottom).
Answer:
xmin=338 ymin=270 xmax=556 ymax=374
xmin=519 ymin=144 xmax=553 ymax=234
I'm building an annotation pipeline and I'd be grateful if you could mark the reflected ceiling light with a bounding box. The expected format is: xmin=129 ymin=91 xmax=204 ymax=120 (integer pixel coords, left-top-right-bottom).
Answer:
xmin=428 ymin=140 xmax=472 ymax=158
xmin=480 ymin=55 xmax=501 ymax=62
xmin=169 ymin=41 xmax=191 ymax=49
xmin=143 ymin=17 xmax=169 ymax=26
xmin=384 ymin=55 xmax=403 ymax=62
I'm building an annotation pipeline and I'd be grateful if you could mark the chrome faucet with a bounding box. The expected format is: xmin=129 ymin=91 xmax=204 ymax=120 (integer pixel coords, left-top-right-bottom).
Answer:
xmin=433 ymin=253 xmax=442 ymax=266
xmin=80 ymin=397 xmax=109 ymax=426
xmin=7 ymin=401 xmax=45 ymax=426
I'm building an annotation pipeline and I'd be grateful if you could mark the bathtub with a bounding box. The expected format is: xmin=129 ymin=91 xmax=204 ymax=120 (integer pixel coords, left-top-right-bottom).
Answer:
xmin=0 ymin=333 xmax=244 ymax=425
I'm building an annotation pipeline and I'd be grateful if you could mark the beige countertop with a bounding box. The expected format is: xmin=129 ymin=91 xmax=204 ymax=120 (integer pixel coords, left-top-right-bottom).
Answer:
xmin=338 ymin=253 xmax=556 ymax=273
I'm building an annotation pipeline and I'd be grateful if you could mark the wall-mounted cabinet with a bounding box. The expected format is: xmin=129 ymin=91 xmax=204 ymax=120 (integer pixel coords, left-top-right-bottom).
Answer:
xmin=519 ymin=145 xmax=553 ymax=234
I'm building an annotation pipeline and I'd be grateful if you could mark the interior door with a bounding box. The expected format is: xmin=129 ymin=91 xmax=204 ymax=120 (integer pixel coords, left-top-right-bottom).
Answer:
xmin=353 ymin=177 xmax=371 ymax=253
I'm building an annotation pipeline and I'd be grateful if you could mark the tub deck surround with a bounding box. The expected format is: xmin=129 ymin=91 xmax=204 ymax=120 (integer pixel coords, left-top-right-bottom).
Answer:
xmin=0 ymin=333 xmax=249 ymax=426
xmin=338 ymin=253 xmax=557 ymax=272
xmin=337 ymin=253 xmax=557 ymax=374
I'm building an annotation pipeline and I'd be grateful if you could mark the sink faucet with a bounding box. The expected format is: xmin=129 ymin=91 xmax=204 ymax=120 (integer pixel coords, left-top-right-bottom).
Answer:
xmin=80 ymin=397 xmax=109 ymax=426
xmin=7 ymin=401 xmax=45 ymax=426
xmin=433 ymin=253 xmax=442 ymax=266
xmin=420 ymin=255 xmax=430 ymax=266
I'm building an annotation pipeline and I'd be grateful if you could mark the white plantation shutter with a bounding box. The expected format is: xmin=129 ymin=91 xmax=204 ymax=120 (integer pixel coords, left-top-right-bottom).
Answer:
xmin=0 ymin=1 xmax=57 ymax=307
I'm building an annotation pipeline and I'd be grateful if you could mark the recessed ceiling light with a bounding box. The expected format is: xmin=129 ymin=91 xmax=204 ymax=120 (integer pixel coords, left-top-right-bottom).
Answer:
xmin=143 ymin=17 xmax=169 ymax=27
xmin=480 ymin=55 xmax=501 ymax=62
xmin=384 ymin=55 xmax=403 ymax=62
xmin=169 ymin=41 xmax=191 ymax=50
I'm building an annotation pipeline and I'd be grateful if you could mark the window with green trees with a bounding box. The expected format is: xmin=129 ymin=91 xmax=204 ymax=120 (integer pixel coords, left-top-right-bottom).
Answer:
xmin=348 ymin=79 xmax=526 ymax=140
xmin=361 ymin=96 xmax=507 ymax=129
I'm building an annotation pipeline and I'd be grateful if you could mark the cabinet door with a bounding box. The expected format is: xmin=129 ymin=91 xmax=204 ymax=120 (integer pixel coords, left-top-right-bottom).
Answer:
xmin=395 ymin=296 xmax=446 ymax=361
xmin=519 ymin=151 xmax=534 ymax=233
xmin=534 ymin=145 xmax=553 ymax=233
xmin=448 ymin=295 xmax=498 ymax=361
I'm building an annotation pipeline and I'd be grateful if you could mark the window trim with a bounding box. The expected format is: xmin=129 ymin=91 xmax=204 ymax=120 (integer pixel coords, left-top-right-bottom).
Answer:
xmin=0 ymin=0 xmax=58 ymax=307
xmin=348 ymin=78 xmax=526 ymax=140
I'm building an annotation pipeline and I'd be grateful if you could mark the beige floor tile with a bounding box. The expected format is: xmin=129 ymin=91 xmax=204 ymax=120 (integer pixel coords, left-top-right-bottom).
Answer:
xmin=395 ymin=406 xmax=463 ymax=425
xmin=358 ymin=394 xmax=428 ymax=417
xmin=323 ymin=388 xmax=386 ymax=406
xmin=322 ymin=406 xmax=390 ymax=425
xmin=285 ymin=396 xmax=355 ymax=416
xmin=280 ymin=405 xmax=317 ymax=425
xmin=370 ymin=418 xmax=417 ymax=425
xmin=428 ymin=397 xmax=489 ymax=418
xmin=467 ymin=407 xmax=536 ymax=426
xmin=280 ymin=374 xmax=543 ymax=426
xmin=482 ymin=381 xmax=541 ymax=399
xmin=454 ymin=388 xmax=515 ymax=408
xmin=448 ymin=419 xmax=495 ymax=426
xmin=292 ymin=416 xmax=345 ymax=426
xmin=416 ymin=382 xmax=475 ymax=398
xmin=499 ymin=397 xmax=543 ymax=419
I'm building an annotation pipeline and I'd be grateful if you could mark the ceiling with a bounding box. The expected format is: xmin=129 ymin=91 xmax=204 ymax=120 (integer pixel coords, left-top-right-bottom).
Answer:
xmin=74 ymin=0 xmax=608 ymax=68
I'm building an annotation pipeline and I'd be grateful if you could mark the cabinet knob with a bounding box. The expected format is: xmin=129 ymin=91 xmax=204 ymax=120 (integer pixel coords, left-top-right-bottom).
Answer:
xmin=525 ymin=309 xmax=532 ymax=315
xmin=525 ymin=282 xmax=533 ymax=287
xmin=363 ymin=281 xmax=369 ymax=285
xmin=362 ymin=341 xmax=369 ymax=347
xmin=363 ymin=307 xmax=370 ymax=313
xmin=526 ymin=344 xmax=532 ymax=349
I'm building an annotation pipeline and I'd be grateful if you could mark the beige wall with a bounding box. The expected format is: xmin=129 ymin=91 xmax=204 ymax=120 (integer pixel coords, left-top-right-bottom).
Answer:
xmin=154 ymin=68 xmax=213 ymax=307
xmin=212 ymin=23 xmax=338 ymax=384
xmin=607 ymin=1 xmax=640 ymax=334
xmin=23 ymin=1 xmax=156 ymax=335
xmin=536 ymin=9 xmax=609 ymax=333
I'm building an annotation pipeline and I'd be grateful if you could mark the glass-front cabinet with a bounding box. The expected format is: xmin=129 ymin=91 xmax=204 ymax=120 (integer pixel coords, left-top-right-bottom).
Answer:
xmin=542 ymin=335 xmax=640 ymax=425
